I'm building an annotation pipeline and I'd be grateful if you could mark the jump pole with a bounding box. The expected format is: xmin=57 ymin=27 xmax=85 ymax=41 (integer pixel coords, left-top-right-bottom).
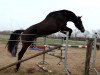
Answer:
xmin=92 ymin=33 xmax=100 ymax=75
xmin=39 ymin=36 xmax=48 ymax=65
xmin=0 ymin=45 xmax=61 ymax=71
xmin=64 ymin=32 xmax=70 ymax=75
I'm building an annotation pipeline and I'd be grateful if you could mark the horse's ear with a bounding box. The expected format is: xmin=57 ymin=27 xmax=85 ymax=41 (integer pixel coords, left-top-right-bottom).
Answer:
xmin=78 ymin=16 xmax=82 ymax=19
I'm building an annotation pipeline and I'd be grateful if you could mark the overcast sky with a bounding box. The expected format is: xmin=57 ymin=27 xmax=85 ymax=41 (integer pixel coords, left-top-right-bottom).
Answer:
xmin=0 ymin=0 xmax=100 ymax=31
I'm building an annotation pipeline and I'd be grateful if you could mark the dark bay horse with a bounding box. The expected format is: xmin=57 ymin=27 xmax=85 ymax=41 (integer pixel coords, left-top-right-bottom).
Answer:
xmin=7 ymin=10 xmax=85 ymax=71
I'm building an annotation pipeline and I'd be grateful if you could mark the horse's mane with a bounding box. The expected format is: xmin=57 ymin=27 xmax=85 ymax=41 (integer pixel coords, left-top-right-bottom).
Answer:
xmin=45 ymin=10 xmax=77 ymax=22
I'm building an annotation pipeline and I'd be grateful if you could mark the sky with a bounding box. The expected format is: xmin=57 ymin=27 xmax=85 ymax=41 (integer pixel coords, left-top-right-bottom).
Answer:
xmin=0 ymin=0 xmax=100 ymax=32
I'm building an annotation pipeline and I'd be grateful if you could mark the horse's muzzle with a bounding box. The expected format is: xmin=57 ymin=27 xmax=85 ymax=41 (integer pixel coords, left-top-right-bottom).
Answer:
xmin=81 ymin=29 xmax=85 ymax=33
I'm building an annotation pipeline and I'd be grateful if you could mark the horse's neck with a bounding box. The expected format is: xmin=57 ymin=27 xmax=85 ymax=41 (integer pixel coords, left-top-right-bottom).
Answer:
xmin=68 ymin=16 xmax=78 ymax=26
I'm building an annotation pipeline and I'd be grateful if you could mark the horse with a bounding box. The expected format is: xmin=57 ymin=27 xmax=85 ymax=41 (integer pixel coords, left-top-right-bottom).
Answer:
xmin=7 ymin=9 xmax=85 ymax=71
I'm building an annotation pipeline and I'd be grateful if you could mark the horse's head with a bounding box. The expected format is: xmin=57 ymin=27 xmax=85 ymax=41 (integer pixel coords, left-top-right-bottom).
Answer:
xmin=57 ymin=10 xmax=85 ymax=33
xmin=75 ymin=16 xmax=85 ymax=33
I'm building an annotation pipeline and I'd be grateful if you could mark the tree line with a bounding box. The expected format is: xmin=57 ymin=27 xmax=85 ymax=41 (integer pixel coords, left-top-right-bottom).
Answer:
xmin=0 ymin=29 xmax=100 ymax=38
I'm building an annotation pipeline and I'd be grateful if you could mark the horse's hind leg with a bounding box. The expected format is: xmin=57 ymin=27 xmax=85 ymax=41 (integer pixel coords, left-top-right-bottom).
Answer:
xmin=16 ymin=43 xmax=30 ymax=71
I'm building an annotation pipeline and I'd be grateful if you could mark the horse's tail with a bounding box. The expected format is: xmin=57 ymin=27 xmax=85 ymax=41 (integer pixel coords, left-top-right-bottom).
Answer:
xmin=6 ymin=29 xmax=24 ymax=56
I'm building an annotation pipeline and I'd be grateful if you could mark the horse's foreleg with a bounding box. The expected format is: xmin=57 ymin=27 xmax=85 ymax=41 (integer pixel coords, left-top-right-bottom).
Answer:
xmin=16 ymin=45 xmax=28 ymax=71
xmin=68 ymin=28 xmax=72 ymax=38
xmin=60 ymin=27 xmax=72 ymax=38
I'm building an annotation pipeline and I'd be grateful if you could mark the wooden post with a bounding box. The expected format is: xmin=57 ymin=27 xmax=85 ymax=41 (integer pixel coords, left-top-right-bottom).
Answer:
xmin=85 ymin=39 xmax=93 ymax=75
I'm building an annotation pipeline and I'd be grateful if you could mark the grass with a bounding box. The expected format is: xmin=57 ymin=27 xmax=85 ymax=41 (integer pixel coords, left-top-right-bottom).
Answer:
xmin=0 ymin=35 xmax=10 ymax=44
xmin=36 ymin=38 xmax=86 ymax=45
xmin=0 ymin=34 xmax=86 ymax=45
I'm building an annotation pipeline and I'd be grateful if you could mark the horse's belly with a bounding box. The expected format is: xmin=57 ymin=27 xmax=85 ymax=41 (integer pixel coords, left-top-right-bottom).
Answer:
xmin=38 ymin=26 xmax=58 ymax=35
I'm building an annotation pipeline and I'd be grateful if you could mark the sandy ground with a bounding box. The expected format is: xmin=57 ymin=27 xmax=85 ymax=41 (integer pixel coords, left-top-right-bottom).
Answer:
xmin=0 ymin=43 xmax=100 ymax=75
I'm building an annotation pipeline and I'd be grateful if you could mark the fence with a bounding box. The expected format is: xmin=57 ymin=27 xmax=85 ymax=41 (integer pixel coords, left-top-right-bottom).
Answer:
xmin=0 ymin=33 xmax=100 ymax=74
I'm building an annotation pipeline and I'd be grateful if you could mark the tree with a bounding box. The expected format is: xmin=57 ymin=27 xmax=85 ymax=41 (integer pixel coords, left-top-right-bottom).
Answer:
xmin=71 ymin=29 xmax=80 ymax=37
xmin=92 ymin=29 xmax=100 ymax=38
xmin=97 ymin=30 xmax=100 ymax=38
xmin=83 ymin=30 xmax=90 ymax=38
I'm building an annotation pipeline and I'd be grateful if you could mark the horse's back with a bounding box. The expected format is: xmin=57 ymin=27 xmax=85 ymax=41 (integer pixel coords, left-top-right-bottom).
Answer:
xmin=21 ymin=10 xmax=73 ymax=41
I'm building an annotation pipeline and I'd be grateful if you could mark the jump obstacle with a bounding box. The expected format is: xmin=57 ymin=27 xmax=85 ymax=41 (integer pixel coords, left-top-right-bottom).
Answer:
xmin=33 ymin=32 xmax=71 ymax=74
xmin=0 ymin=32 xmax=71 ymax=75
xmin=39 ymin=32 xmax=71 ymax=75
xmin=0 ymin=33 xmax=100 ymax=75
